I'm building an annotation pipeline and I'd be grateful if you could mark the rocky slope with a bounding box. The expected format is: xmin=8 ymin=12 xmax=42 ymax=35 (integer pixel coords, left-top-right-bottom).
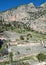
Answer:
xmin=0 ymin=2 xmax=46 ymax=34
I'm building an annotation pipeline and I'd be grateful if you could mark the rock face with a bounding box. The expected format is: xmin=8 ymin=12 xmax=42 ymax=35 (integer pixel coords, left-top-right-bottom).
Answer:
xmin=0 ymin=2 xmax=46 ymax=33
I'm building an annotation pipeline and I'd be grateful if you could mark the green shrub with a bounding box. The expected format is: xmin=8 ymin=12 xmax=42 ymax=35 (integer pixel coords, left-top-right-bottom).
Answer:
xmin=36 ymin=53 xmax=46 ymax=62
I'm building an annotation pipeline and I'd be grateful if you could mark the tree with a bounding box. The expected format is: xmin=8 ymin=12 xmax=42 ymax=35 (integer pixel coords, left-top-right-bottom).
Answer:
xmin=9 ymin=52 xmax=13 ymax=62
xmin=36 ymin=53 xmax=46 ymax=62
xmin=27 ymin=33 xmax=32 ymax=38
xmin=20 ymin=35 xmax=24 ymax=40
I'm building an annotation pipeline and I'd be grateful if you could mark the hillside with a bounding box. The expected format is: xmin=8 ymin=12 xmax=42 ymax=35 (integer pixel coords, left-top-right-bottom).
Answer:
xmin=0 ymin=3 xmax=46 ymax=34
xmin=0 ymin=2 xmax=46 ymax=65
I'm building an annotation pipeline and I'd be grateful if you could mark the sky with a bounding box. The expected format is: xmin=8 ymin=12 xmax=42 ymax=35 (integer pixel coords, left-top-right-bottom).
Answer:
xmin=0 ymin=0 xmax=46 ymax=11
